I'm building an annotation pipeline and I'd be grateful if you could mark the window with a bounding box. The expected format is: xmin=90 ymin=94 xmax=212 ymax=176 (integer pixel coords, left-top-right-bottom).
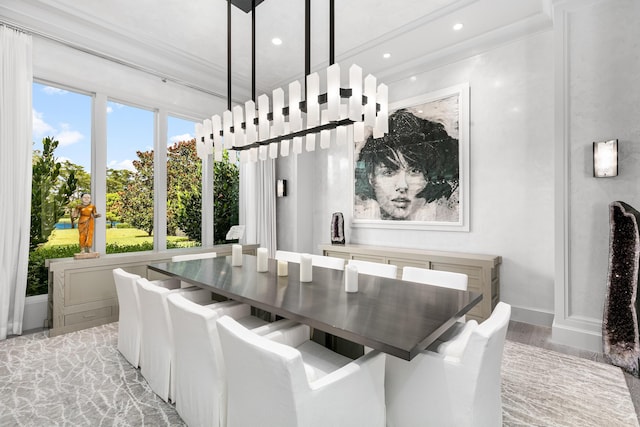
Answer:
xmin=29 ymin=82 xmax=91 ymax=295
xmin=167 ymin=116 xmax=201 ymax=248
xmin=106 ymin=101 xmax=154 ymax=253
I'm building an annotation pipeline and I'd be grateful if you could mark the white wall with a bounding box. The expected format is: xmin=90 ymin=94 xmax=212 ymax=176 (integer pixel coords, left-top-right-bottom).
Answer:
xmin=277 ymin=29 xmax=556 ymax=325
xmin=553 ymin=0 xmax=640 ymax=351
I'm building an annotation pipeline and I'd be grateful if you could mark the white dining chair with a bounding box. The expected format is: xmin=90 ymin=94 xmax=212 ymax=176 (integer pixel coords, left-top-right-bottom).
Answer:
xmin=171 ymin=251 xmax=217 ymax=287
xmin=276 ymin=250 xmax=345 ymax=271
xmin=112 ymin=268 xmax=179 ymax=368
xmin=310 ymin=254 xmax=345 ymax=270
xmin=275 ymin=250 xmax=301 ymax=263
xmin=167 ymin=293 xmax=297 ymax=427
xmin=136 ymin=277 xmax=222 ymax=402
xmin=402 ymin=266 xmax=469 ymax=341
xmin=217 ymin=315 xmax=386 ymax=427
xmin=171 ymin=251 xmax=217 ymax=262
xmin=385 ymin=302 xmax=511 ymax=427
xmin=347 ymin=259 xmax=397 ymax=278
xmin=402 ymin=266 xmax=468 ymax=291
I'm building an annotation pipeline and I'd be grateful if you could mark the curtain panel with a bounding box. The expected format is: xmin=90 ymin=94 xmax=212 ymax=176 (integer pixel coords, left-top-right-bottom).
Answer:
xmin=0 ymin=25 xmax=33 ymax=339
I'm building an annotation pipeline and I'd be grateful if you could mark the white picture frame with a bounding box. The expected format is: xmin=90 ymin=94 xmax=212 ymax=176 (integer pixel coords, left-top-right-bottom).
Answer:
xmin=351 ymin=83 xmax=470 ymax=231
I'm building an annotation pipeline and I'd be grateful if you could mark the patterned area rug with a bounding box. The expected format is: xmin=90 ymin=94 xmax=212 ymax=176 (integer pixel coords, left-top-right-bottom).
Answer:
xmin=0 ymin=323 xmax=637 ymax=426
xmin=502 ymin=341 xmax=638 ymax=427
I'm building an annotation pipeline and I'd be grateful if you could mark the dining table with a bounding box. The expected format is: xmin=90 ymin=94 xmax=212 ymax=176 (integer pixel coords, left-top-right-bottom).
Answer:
xmin=147 ymin=254 xmax=482 ymax=361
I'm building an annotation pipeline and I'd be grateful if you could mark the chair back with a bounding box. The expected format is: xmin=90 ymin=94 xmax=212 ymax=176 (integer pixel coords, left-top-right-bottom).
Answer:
xmin=171 ymin=251 xmax=217 ymax=262
xmin=167 ymin=293 xmax=229 ymax=427
xmin=310 ymin=254 xmax=345 ymax=270
xmin=348 ymin=259 xmax=397 ymax=278
xmin=275 ymin=250 xmax=301 ymax=263
xmin=137 ymin=277 xmax=181 ymax=402
xmin=112 ymin=268 xmax=142 ymax=367
xmin=402 ymin=266 xmax=468 ymax=291
xmin=462 ymin=301 xmax=511 ymax=424
xmin=385 ymin=302 xmax=511 ymax=427
xmin=217 ymin=315 xmax=307 ymax=427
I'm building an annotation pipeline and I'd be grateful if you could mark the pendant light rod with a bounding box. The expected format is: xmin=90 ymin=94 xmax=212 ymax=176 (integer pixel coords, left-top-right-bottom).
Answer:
xmin=252 ymin=0 xmax=256 ymax=102
xmin=329 ymin=0 xmax=335 ymax=65
xmin=305 ymin=0 xmax=311 ymax=101
xmin=227 ymin=0 xmax=232 ymax=110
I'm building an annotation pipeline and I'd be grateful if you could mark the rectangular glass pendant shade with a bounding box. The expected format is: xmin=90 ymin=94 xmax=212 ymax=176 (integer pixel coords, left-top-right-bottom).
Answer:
xmin=258 ymin=94 xmax=270 ymax=141
xmin=364 ymin=75 xmax=377 ymax=128
xmin=223 ymin=110 xmax=234 ymax=149
xmin=272 ymin=88 xmax=284 ymax=136
xmin=233 ymin=105 xmax=245 ymax=147
xmin=245 ymin=100 xmax=257 ymax=145
xmin=212 ymin=115 xmax=223 ymax=151
xmin=289 ymin=80 xmax=302 ymax=132
xmin=327 ymin=63 xmax=340 ymax=122
xmin=349 ymin=65 xmax=363 ymax=122
xmin=306 ymin=72 xmax=320 ymax=128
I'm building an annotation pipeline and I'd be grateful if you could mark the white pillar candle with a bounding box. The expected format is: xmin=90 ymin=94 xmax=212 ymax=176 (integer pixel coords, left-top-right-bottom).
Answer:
xmin=257 ymin=247 xmax=269 ymax=272
xmin=277 ymin=260 xmax=288 ymax=276
xmin=232 ymin=244 xmax=243 ymax=266
xmin=300 ymin=253 xmax=312 ymax=282
xmin=345 ymin=264 xmax=359 ymax=293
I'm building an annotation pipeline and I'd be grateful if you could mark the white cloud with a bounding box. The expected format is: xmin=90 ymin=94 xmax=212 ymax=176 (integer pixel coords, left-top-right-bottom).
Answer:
xmin=56 ymin=130 xmax=84 ymax=147
xmin=42 ymin=86 xmax=68 ymax=95
xmin=108 ymin=159 xmax=136 ymax=172
xmin=107 ymin=106 xmax=113 ymax=114
xmin=54 ymin=123 xmax=83 ymax=147
xmin=169 ymin=133 xmax=193 ymax=144
xmin=32 ymin=109 xmax=55 ymax=137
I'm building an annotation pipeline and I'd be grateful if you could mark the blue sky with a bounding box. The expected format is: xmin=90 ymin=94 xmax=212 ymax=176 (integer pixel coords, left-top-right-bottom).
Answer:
xmin=32 ymin=82 xmax=196 ymax=172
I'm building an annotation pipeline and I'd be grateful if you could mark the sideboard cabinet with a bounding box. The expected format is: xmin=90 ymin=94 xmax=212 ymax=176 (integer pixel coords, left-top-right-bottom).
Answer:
xmin=47 ymin=244 xmax=258 ymax=336
xmin=320 ymin=244 xmax=501 ymax=322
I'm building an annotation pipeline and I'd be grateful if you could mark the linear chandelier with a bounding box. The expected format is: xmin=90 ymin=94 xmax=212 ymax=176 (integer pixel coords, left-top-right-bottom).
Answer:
xmin=195 ymin=0 xmax=389 ymax=162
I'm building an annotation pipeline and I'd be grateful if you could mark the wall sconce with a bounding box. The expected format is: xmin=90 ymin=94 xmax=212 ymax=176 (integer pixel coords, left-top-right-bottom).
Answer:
xmin=276 ymin=179 xmax=287 ymax=197
xmin=593 ymin=139 xmax=618 ymax=177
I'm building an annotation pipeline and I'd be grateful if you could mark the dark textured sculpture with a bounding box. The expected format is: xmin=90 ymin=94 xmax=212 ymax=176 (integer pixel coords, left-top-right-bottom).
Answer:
xmin=331 ymin=212 xmax=345 ymax=245
xmin=603 ymin=201 xmax=640 ymax=377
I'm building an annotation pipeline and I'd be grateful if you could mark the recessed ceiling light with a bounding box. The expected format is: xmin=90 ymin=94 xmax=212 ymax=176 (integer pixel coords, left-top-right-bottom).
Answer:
xmin=272 ymin=37 xmax=283 ymax=46
xmin=383 ymin=53 xmax=391 ymax=59
xmin=410 ymin=76 xmax=417 ymax=82
xmin=453 ymin=23 xmax=464 ymax=31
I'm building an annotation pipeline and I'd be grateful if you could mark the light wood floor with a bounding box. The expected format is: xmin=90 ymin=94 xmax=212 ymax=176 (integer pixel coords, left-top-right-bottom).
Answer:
xmin=507 ymin=320 xmax=640 ymax=421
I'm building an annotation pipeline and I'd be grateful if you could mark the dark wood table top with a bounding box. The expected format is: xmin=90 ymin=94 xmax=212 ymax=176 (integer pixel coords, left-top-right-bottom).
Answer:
xmin=148 ymin=255 xmax=481 ymax=361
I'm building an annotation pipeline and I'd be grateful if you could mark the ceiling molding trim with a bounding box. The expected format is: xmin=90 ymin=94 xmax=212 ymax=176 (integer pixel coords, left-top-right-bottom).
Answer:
xmin=0 ymin=0 xmax=231 ymax=99
xmin=375 ymin=12 xmax=553 ymax=87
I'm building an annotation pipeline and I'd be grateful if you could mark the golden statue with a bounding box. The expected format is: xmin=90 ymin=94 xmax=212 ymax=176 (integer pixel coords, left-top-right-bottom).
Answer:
xmin=71 ymin=193 xmax=101 ymax=258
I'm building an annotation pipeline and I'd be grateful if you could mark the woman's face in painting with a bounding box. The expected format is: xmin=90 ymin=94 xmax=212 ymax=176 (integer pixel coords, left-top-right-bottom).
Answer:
xmin=369 ymin=151 xmax=427 ymax=220
xmin=81 ymin=194 xmax=92 ymax=206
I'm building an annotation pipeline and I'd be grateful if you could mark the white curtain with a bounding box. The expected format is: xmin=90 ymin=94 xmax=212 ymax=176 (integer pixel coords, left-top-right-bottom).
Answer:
xmin=240 ymin=159 xmax=277 ymax=256
xmin=0 ymin=26 xmax=33 ymax=340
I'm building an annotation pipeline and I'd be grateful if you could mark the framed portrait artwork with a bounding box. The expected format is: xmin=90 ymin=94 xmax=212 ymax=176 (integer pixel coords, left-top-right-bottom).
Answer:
xmin=351 ymin=83 xmax=470 ymax=231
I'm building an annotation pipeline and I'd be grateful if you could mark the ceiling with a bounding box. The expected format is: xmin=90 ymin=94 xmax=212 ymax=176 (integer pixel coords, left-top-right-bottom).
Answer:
xmin=1 ymin=0 xmax=552 ymax=103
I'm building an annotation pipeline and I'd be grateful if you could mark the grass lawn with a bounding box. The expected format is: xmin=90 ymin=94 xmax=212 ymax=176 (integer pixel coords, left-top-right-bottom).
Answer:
xmin=45 ymin=227 xmax=192 ymax=247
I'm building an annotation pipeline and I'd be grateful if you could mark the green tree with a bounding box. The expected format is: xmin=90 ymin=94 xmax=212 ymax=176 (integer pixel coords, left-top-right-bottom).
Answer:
xmin=60 ymin=161 xmax=90 ymax=228
xmin=167 ymin=139 xmax=201 ymax=236
xmin=107 ymin=168 xmax=132 ymax=193
xmin=174 ymin=149 xmax=239 ymax=244
xmin=30 ymin=136 xmax=78 ymax=250
xmin=119 ymin=150 xmax=154 ymax=235
xmin=105 ymin=192 xmax=122 ymax=228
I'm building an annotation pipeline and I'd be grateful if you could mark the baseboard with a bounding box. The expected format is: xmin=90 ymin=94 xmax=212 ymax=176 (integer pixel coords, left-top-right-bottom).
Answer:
xmin=510 ymin=305 xmax=554 ymax=327
xmin=23 ymin=294 xmax=49 ymax=332
xmin=551 ymin=316 xmax=603 ymax=353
